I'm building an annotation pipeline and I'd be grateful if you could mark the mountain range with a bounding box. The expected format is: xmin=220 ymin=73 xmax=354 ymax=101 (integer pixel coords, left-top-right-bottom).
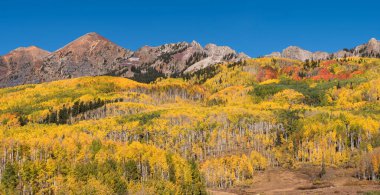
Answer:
xmin=266 ymin=38 xmax=380 ymax=61
xmin=0 ymin=32 xmax=247 ymax=88
xmin=1 ymin=33 xmax=380 ymax=88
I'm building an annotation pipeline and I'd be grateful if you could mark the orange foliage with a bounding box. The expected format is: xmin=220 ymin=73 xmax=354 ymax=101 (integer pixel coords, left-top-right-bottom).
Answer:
xmin=256 ymin=67 xmax=277 ymax=82
xmin=311 ymin=68 xmax=335 ymax=81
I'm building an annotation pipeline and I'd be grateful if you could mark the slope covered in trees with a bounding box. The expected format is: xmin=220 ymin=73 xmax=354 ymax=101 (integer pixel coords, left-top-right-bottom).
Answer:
xmin=0 ymin=57 xmax=379 ymax=194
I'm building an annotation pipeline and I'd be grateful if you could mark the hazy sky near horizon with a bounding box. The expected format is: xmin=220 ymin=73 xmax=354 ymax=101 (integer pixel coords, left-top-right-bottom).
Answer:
xmin=1 ymin=0 xmax=379 ymax=57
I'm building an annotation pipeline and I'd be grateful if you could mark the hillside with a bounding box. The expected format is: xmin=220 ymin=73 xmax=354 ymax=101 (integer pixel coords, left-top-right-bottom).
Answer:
xmin=0 ymin=57 xmax=380 ymax=194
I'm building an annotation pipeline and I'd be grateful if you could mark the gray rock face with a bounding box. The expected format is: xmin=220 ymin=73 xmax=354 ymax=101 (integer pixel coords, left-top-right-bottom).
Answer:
xmin=132 ymin=41 xmax=205 ymax=76
xmin=266 ymin=38 xmax=380 ymax=61
xmin=132 ymin=41 xmax=247 ymax=75
xmin=0 ymin=33 xmax=248 ymax=87
xmin=184 ymin=43 xmax=247 ymax=73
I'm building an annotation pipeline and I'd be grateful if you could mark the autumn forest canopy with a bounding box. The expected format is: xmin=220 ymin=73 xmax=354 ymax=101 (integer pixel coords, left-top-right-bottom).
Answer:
xmin=0 ymin=57 xmax=380 ymax=194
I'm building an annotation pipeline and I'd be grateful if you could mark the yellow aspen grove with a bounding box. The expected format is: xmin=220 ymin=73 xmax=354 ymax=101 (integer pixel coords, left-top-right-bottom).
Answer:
xmin=0 ymin=57 xmax=379 ymax=193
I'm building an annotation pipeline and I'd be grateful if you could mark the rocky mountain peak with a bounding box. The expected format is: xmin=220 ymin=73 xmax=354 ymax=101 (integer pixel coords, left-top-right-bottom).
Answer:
xmin=369 ymin=38 xmax=378 ymax=44
xmin=281 ymin=46 xmax=312 ymax=61
xmin=39 ymin=32 xmax=133 ymax=83
xmin=55 ymin=32 xmax=115 ymax=53
xmin=204 ymin=44 xmax=236 ymax=56
xmin=6 ymin=46 xmax=50 ymax=57
xmin=367 ymin=38 xmax=380 ymax=50
xmin=2 ymin=46 xmax=50 ymax=65
xmin=0 ymin=46 xmax=50 ymax=87
xmin=282 ymin=46 xmax=308 ymax=54
xmin=266 ymin=46 xmax=331 ymax=62
xmin=190 ymin=40 xmax=202 ymax=49
xmin=352 ymin=38 xmax=380 ymax=57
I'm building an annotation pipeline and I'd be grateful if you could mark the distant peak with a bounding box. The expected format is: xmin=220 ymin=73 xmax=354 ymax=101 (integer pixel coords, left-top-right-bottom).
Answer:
xmin=284 ymin=46 xmax=304 ymax=50
xmin=55 ymin=32 xmax=113 ymax=52
xmin=9 ymin=46 xmax=49 ymax=54
xmin=282 ymin=46 xmax=313 ymax=55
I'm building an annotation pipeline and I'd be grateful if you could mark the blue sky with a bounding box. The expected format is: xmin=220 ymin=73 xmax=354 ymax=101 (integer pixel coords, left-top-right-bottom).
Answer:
xmin=1 ymin=0 xmax=379 ymax=57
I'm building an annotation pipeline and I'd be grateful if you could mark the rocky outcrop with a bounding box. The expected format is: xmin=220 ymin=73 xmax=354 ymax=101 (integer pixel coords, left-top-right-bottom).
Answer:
xmin=352 ymin=38 xmax=380 ymax=57
xmin=184 ymin=44 xmax=248 ymax=73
